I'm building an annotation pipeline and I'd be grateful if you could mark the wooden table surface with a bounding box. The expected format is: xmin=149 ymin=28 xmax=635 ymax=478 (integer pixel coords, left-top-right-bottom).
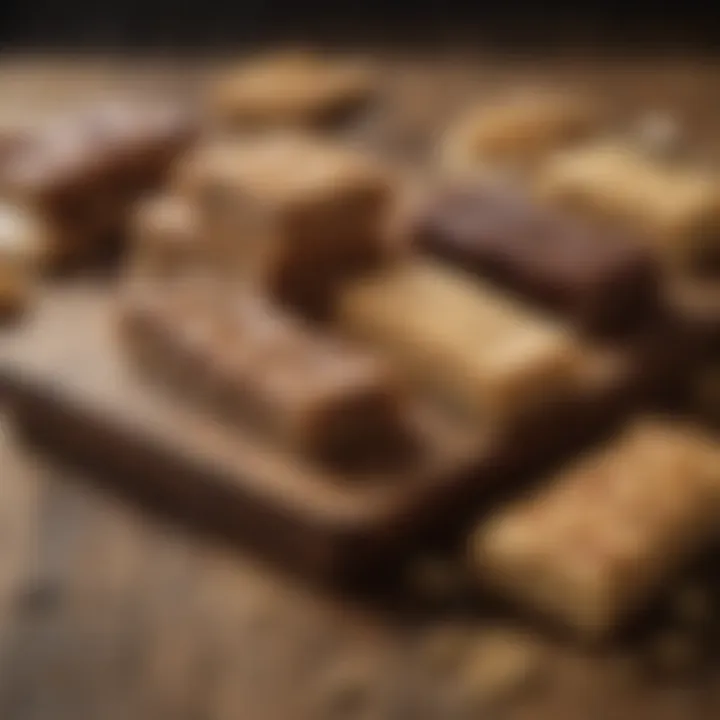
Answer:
xmin=2 ymin=53 xmax=720 ymax=720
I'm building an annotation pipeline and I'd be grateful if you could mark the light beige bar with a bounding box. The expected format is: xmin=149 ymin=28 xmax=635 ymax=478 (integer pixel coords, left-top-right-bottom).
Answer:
xmin=208 ymin=50 xmax=376 ymax=129
xmin=439 ymin=90 xmax=602 ymax=176
xmin=338 ymin=259 xmax=583 ymax=423
xmin=174 ymin=134 xmax=392 ymax=315
xmin=537 ymin=143 xmax=720 ymax=272
xmin=471 ymin=420 xmax=720 ymax=639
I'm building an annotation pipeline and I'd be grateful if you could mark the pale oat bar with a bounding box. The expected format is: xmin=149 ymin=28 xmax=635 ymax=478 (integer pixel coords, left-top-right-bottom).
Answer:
xmin=173 ymin=134 xmax=393 ymax=316
xmin=209 ymin=50 xmax=376 ymax=129
xmin=471 ymin=420 xmax=720 ymax=639
xmin=338 ymin=259 xmax=584 ymax=423
xmin=536 ymin=143 xmax=720 ymax=273
xmin=439 ymin=90 xmax=601 ymax=176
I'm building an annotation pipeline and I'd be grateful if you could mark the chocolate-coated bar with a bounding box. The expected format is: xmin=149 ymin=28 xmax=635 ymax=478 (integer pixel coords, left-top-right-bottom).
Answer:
xmin=173 ymin=134 xmax=393 ymax=317
xmin=414 ymin=183 xmax=660 ymax=336
xmin=1 ymin=102 xmax=197 ymax=267
xmin=339 ymin=259 xmax=585 ymax=425
xmin=209 ymin=50 xmax=376 ymax=129
xmin=439 ymin=90 xmax=601 ymax=176
xmin=537 ymin=143 xmax=720 ymax=274
xmin=120 ymin=284 xmax=411 ymax=468
xmin=471 ymin=420 xmax=720 ymax=640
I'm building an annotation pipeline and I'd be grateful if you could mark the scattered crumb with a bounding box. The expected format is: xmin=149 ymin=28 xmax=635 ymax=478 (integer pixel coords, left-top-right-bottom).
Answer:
xmin=671 ymin=583 xmax=713 ymax=628
xmin=311 ymin=657 xmax=377 ymax=720
xmin=418 ymin=623 xmax=474 ymax=673
xmin=646 ymin=630 xmax=703 ymax=677
xmin=633 ymin=111 xmax=684 ymax=160
xmin=405 ymin=554 xmax=471 ymax=606
xmin=451 ymin=628 xmax=546 ymax=713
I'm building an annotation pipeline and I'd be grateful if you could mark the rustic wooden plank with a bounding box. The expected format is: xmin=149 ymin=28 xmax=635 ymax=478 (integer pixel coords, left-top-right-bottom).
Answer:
xmin=0 ymin=417 xmax=40 ymax=638
xmin=1 ymin=55 xmax=720 ymax=720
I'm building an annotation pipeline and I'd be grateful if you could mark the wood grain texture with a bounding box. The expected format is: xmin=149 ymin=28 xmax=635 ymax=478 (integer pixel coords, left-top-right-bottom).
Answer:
xmin=2 ymin=424 xmax=720 ymax=720
xmin=1 ymin=54 xmax=720 ymax=720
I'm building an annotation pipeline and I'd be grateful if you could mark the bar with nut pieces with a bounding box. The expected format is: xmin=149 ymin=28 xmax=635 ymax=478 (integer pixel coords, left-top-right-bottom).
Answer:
xmin=471 ymin=420 xmax=720 ymax=640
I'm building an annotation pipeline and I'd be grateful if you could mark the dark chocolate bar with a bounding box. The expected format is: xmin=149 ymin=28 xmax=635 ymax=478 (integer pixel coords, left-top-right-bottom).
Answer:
xmin=413 ymin=184 xmax=661 ymax=336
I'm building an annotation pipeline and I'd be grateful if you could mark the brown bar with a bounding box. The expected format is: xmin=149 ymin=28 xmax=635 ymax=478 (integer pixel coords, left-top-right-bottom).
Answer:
xmin=471 ymin=420 xmax=720 ymax=640
xmin=413 ymin=183 xmax=660 ymax=336
xmin=0 ymin=128 xmax=30 ymax=169
xmin=120 ymin=284 xmax=412 ymax=469
xmin=1 ymin=102 xmax=197 ymax=268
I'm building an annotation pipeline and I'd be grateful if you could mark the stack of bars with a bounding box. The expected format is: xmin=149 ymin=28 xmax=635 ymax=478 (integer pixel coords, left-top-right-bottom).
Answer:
xmin=2 ymin=51 xmax=720 ymax=643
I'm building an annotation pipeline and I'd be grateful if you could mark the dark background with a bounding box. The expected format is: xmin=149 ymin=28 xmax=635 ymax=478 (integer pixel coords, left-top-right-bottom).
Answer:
xmin=1 ymin=2 xmax=718 ymax=51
